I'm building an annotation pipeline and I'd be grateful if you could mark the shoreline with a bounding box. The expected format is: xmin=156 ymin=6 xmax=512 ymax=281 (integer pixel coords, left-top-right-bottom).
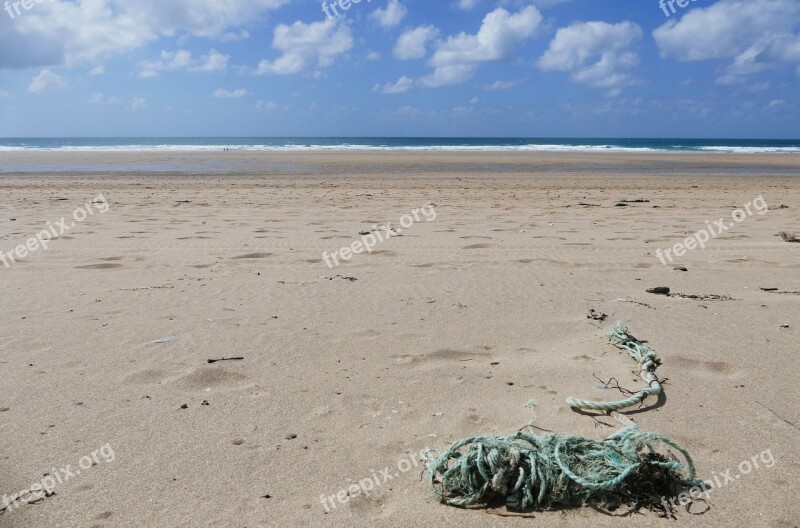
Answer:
xmin=2 ymin=150 xmax=800 ymax=176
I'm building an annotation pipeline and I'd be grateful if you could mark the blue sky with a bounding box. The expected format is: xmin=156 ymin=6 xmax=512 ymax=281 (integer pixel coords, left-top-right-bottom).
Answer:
xmin=0 ymin=0 xmax=798 ymax=138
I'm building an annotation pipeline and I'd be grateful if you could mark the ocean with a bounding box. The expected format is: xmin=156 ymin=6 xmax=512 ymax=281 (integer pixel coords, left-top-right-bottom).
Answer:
xmin=1 ymin=137 xmax=800 ymax=153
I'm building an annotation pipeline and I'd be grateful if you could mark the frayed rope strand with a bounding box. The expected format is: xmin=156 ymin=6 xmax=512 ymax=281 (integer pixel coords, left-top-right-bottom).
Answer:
xmin=566 ymin=322 xmax=662 ymax=413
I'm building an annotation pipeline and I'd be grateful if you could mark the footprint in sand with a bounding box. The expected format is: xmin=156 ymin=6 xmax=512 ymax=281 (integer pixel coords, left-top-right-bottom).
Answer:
xmin=171 ymin=366 xmax=255 ymax=393
xmin=671 ymin=356 xmax=742 ymax=377
xmin=393 ymin=348 xmax=490 ymax=367
xmin=124 ymin=369 xmax=178 ymax=385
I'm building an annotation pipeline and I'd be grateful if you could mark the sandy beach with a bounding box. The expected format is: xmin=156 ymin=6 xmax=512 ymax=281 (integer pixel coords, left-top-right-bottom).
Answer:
xmin=0 ymin=151 xmax=798 ymax=527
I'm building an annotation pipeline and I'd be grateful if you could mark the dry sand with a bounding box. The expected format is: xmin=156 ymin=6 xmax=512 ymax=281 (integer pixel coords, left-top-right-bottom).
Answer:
xmin=0 ymin=151 xmax=798 ymax=527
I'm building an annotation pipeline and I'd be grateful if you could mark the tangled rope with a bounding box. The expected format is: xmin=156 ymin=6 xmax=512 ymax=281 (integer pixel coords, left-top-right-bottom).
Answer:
xmin=425 ymin=323 xmax=701 ymax=512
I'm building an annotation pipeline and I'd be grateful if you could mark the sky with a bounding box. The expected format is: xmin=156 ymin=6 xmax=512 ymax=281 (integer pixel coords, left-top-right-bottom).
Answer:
xmin=0 ymin=0 xmax=798 ymax=138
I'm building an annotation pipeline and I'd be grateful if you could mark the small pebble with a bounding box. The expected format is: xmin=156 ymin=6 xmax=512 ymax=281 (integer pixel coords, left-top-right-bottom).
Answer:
xmin=646 ymin=287 xmax=671 ymax=295
xmin=180 ymin=404 xmax=188 ymax=409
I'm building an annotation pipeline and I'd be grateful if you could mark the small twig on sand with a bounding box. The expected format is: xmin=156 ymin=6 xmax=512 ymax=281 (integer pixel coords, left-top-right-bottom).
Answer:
xmin=756 ymin=402 xmax=800 ymax=431
xmin=208 ymin=357 xmax=245 ymax=364
xmin=614 ymin=298 xmax=656 ymax=310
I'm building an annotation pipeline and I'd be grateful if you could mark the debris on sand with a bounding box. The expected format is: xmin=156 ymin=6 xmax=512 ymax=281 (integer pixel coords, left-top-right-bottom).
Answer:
xmin=761 ymin=288 xmax=800 ymax=295
xmin=207 ymin=357 xmax=245 ymax=364
xmin=321 ymin=275 xmax=358 ymax=282
xmin=778 ymin=232 xmax=800 ymax=243
xmin=645 ymin=287 xmax=671 ymax=295
xmin=668 ymin=293 xmax=735 ymax=301
xmin=587 ymin=309 xmax=608 ymax=321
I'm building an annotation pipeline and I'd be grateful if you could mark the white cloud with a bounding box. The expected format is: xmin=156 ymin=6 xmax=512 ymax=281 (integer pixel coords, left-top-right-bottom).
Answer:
xmin=256 ymin=100 xmax=278 ymax=110
xmin=137 ymin=49 xmax=228 ymax=77
xmin=485 ymin=79 xmax=523 ymax=90
xmin=255 ymin=19 xmax=353 ymax=75
xmin=538 ymin=21 xmax=642 ymax=91
xmin=457 ymin=0 xmax=480 ymax=11
xmin=131 ymin=96 xmax=147 ymax=110
xmin=0 ymin=90 xmax=10 ymax=97
xmin=88 ymin=92 xmax=120 ymax=104
xmin=370 ymin=0 xmax=407 ymax=27
xmin=192 ymin=49 xmax=229 ymax=72
xmin=137 ymin=50 xmax=192 ymax=78
xmin=28 ymin=69 xmax=66 ymax=94
xmin=420 ymin=64 xmax=477 ymax=87
xmin=653 ymin=0 xmax=800 ymax=84
xmin=430 ymin=6 xmax=542 ymax=67
xmin=88 ymin=66 xmax=104 ymax=75
xmin=394 ymin=26 xmax=439 ymax=60
xmin=374 ymin=76 xmax=415 ymax=94
xmin=0 ymin=0 xmax=289 ymax=70
xmin=366 ymin=50 xmax=381 ymax=61
xmin=213 ymin=88 xmax=248 ymax=98
xmin=390 ymin=6 xmax=541 ymax=90
xmin=378 ymin=6 xmax=541 ymax=91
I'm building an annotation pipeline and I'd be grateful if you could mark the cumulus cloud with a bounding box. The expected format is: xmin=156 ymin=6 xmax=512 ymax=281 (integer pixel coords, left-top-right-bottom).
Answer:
xmin=653 ymin=0 xmax=800 ymax=85
xmin=484 ymin=79 xmax=523 ymax=90
xmin=394 ymin=26 xmax=439 ymax=60
xmin=28 ymin=69 xmax=66 ymax=94
xmin=136 ymin=49 xmax=229 ymax=77
xmin=538 ymin=21 xmax=642 ymax=91
xmin=430 ymin=6 xmax=542 ymax=68
xmin=373 ymin=76 xmax=415 ymax=94
xmin=255 ymin=19 xmax=353 ymax=75
xmin=378 ymin=6 xmax=542 ymax=92
xmin=0 ymin=0 xmax=288 ymax=70
xmin=370 ymin=0 xmax=407 ymax=27
xmin=420 ymin=64 xmax=477 ymax=88
xmin=88 ymin=92 xmax=120 ymax=104
xmin=213 ymin=88 xmax=248 ymax=98
xmin=131 ymin=96 xmax=147 ymax=110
